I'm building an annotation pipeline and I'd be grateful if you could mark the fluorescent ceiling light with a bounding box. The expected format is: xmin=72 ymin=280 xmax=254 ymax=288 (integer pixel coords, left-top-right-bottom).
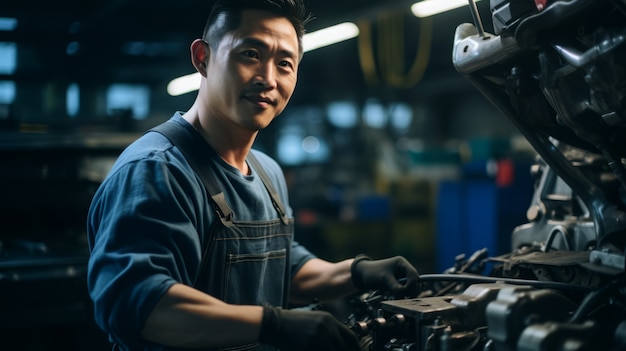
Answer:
xmin=303 ymin=22 xmax=359 ymax=52
xmin=167 ymin=22 xmax=359 ymax=96
xmin=167 ymin=72 xmax=202 ymax=97
xmin=411 ymin=0 xmax=481 ymax=18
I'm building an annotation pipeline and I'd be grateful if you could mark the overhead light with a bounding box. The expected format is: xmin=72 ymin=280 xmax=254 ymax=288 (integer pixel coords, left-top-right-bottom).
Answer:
xmin=411 ymin=0 xmax=481 ymax=18
xmin=167 ymin=72 xmax=202 ymax=97
xmin=167 ymin=22 xmax=359 ymax=96
xmin=303 ymin=22 xmax=359 ymax=52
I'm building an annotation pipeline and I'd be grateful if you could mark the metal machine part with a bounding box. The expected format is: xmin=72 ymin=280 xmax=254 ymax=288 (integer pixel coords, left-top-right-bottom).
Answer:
xmin=347 ymin=0 xmax=626 ymax=349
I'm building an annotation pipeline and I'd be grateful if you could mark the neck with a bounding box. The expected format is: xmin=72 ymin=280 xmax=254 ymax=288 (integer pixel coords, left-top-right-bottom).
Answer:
xmin=182 ymin=101 xmax=256 ymax=175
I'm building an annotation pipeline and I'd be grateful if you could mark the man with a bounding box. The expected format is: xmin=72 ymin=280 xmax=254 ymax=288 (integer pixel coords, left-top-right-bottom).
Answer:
xmin=87 ymin=1 xmax=420 ymax=350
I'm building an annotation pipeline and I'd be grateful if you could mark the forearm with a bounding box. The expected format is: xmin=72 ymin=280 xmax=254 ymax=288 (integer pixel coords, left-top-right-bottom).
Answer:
xmin=141 ymin=283 xmax=263 ymax=349
xmin=290 ymin=258 xmax=358 ymax=304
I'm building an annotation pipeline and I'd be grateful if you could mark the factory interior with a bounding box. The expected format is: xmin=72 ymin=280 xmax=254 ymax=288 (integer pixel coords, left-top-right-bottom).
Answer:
xmin=1 ymin=0 xmax=543 ymax=350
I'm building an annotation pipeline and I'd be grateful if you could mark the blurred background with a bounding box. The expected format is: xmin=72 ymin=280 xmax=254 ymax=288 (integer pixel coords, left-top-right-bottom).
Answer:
xmin=0 ymin=0 xmax=538 ymax=349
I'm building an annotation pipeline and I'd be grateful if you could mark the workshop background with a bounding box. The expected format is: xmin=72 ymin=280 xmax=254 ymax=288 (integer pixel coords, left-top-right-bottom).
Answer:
xmin=1 ymin=0 xmax=536 ymax=349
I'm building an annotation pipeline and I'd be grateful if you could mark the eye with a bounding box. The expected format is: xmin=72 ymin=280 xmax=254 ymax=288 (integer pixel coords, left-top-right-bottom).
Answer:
xmin=278 ymin=60 xmax=294 ymax=70
xmin=242 ymin=50 xmax=260 ymax=59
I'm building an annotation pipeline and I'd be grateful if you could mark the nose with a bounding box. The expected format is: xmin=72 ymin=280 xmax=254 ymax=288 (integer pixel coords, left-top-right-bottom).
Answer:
xmin=253 ymin=62 xmax=277 ymax=89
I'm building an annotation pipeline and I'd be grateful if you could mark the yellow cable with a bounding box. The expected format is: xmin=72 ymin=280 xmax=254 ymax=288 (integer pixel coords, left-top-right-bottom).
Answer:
xmin=386 ymin=14 xmax=405 ymax=87
xmin=399 ymin=16 xmax=432 ymax=88
xmin=357 ymin=20 xmax=379 ymax=87
xmin=379 ymin=14 xmax=390 ymax=85
xmin=358 ymin=13 xmax=433 ymax=89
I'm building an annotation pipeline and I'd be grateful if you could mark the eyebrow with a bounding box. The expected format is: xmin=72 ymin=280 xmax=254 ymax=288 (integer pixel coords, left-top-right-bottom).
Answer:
xmin=238 ymin=37 xmax=298 ymax=61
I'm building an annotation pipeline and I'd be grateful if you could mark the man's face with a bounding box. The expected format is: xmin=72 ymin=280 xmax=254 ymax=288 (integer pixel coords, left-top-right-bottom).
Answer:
xmin=204 ymin=10 xmax=300 ymax=131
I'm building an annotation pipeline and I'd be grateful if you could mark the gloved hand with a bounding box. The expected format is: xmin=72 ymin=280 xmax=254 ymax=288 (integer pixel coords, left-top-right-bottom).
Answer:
xmin=351 ymin=254 xmax=420 ymax=296
xmin=259 ymin=305 xmax=361 ymax=351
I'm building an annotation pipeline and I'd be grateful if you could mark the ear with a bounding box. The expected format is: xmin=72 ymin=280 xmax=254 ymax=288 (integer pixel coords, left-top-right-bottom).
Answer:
xmin=190 ymin=39 xmax=210 ymax=77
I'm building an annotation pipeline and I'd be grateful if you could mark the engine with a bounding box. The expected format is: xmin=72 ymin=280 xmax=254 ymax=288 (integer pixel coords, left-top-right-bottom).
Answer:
xmin=345 ymin=0 xmax=626 ymax=350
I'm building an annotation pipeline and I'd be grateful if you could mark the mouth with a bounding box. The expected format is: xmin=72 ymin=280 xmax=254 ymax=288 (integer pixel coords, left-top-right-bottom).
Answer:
xmin=243 ymin=94 xmax=275 ymax=108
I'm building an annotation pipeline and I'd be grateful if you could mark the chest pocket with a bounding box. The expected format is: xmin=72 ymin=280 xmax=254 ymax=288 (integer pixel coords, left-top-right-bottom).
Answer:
xmin=210 ymin=220 xmax=293 ymax=307
xmin=224 ymin=248 xmax=287 ymax=305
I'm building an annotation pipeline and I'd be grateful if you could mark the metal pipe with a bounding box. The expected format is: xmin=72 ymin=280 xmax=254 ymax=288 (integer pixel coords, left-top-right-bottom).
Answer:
xmin=467 ymin=0 xmax=485 ymax=37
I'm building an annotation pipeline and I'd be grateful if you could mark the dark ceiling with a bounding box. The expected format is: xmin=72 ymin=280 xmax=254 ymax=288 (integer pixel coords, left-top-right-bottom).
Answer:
xmin=2 ymin=0 xmax=494 ymax=108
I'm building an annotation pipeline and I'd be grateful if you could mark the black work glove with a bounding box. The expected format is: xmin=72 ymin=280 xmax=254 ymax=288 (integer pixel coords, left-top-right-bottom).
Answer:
xmin=259 ymin=305 xmax=361 ymax=351
xmin=351 ymin=254 xmax=420 ymax=296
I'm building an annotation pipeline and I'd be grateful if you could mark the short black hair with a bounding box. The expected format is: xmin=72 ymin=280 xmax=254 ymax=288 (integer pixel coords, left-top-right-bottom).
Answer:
xmin=203 ymin=0 xmax=313 ymax=58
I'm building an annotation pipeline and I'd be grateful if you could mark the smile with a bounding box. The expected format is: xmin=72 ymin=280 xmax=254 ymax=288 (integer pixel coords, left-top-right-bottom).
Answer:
xmin=244 ymin=95 xmax=275 ymax=107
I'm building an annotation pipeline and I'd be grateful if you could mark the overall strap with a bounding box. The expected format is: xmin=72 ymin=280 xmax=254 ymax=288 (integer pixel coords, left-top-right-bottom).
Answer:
xmin=149 ymin=120 xmax=235 ymax=290
xmin=149 ymin=121 xmax=235 ymax=227
xmin=246 ymin=152 xmax=290 ymax=225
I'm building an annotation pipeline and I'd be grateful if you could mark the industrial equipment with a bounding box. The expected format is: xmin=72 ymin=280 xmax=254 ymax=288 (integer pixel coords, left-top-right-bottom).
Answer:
xmin=347 ymin=0 xmax=626 ymax=350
